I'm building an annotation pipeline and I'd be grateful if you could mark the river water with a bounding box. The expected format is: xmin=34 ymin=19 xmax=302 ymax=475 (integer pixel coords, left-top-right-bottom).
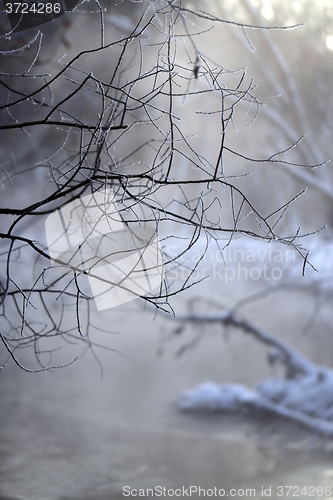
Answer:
xmin=1 ymin=290 xmax=333 ymax=500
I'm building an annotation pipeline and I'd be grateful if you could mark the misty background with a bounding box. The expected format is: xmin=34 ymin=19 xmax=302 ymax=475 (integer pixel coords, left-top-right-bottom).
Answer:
xmin=1 ymin=0 xmax=333 ymax=498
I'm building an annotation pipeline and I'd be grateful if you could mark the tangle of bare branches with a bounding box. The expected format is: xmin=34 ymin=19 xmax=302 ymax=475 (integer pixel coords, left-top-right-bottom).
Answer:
xmin=0 ymin=0 xmax=317 ymax=371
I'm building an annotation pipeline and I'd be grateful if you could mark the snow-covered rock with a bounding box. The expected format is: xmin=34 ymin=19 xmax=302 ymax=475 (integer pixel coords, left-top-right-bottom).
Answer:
xmin=179 ymin=382 xmax=256 ymax=412
xmin=257 ymin=370 xmax=333 ymax=421
xmin=178 ymin=369 xmax=333 ymax=436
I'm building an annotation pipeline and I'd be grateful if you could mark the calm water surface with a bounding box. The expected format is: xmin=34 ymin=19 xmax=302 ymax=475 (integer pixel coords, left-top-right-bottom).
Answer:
xmin=1 ymin=302 xmax=333 ymax=500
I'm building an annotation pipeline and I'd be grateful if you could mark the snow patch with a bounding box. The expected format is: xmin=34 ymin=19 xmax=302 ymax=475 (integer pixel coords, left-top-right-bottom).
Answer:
xmin=178 ymin=370 xmax=333 ymax=436
xmin=179 ymin=382 xmax=256 ymax=411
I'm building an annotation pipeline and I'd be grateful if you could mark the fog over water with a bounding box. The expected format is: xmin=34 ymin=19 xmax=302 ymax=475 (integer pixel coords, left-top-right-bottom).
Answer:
xmin=1 ymin=252 xmax=333 ymax=499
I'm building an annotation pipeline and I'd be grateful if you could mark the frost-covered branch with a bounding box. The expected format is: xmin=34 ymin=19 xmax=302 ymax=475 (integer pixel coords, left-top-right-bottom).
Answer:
xmin=176 ymin=310 xmax=317 ymax=378
xmin=175 ymin=309 xmax=333 ymax=436
xmin=0 ymin=0 xmax=325 ymax=371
